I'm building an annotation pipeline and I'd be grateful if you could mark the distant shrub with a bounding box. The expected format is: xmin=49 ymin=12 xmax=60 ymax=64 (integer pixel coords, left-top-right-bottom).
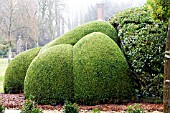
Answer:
xmin=24 ymin=44 xmax=73 ymax=105
xmin=40 ymin=20 xmax=118 ymax=52
xmin=109 ymin=6 xmax=166 ymax=98
xmin=4 ymin=47 xmax=41 ymax=93
xmin=73 ymin=32 xmax=135 ymax=105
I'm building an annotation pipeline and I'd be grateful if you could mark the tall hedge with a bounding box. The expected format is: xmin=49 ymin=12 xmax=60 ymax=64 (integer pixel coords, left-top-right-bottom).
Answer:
xmin=40 ymin=20 xmax=118 ymax=52
xmin=4 ymin=47 xmax=41 ymax=93
xmin=24 ymin=44 xmax=74 ymax=105
xmin=73 ymin=32 xmax=135 ymax=105
xmin=109 ymin=6 xmax=166 ymax=98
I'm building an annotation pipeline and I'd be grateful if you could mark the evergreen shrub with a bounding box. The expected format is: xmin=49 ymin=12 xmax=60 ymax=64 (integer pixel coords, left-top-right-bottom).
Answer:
xmin=109 ymin=6 xmax=166 ymax=98
xmin=73 ymin=32 xmax=135 ymax=105
xmin=4 ymin=47 xmax=41 ymax=93
xmin=24 ymin=44 xmax=73 ymax=105
xmin=19 ymin=21 xmax=135 ymax=105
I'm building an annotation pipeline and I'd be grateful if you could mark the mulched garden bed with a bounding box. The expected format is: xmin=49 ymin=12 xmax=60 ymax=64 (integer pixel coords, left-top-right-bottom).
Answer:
xmin=0 ymin=93 xmax=163 ymax=112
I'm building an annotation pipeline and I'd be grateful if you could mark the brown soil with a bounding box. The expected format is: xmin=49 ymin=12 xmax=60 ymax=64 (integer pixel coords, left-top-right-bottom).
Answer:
xmin=0 ymin=93 xmax=163 ymax=112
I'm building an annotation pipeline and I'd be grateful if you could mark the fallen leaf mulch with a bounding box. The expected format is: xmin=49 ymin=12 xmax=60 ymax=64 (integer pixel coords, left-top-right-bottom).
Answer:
xmin=0 ymin=93 xmax=163 ymax=112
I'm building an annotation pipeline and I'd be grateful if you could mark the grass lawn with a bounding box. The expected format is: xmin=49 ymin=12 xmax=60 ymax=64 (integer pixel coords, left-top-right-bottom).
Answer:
xmin=0 ymin=58 xmax=8 ymax=93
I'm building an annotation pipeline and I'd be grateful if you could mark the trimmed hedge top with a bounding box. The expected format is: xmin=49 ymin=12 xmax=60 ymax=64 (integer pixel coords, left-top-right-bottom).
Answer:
xmin=73 ymin=32 xmax=135 ymax=105
xmin=4 ymin=47 xmax=41 ymax=93
xmin=40 ymin=20 xmax=118 ymax=52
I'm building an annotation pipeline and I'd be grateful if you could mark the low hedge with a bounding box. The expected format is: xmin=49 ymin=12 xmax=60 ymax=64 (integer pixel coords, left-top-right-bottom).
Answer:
xmin=4 ymin=47 xmax=41 ymax=93
xmin=73 ymin=32 xmax=135 ymax=105
xmin=40 ymin=20 xmax=118 ymax=52
xmin=24 ymin=44 xmax=74 ymax=105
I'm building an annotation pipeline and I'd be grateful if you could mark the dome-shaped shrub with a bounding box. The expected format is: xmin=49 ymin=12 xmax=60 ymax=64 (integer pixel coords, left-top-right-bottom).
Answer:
xmin=40 ymin=21 xmax=118 ymax=52
xmin=73 ymin=32 xmax=135 ymax=105
xmin=4 ymin=47 xmax=41 ymax=93
xmin=24 ymin=44 xmax=73 ymax=105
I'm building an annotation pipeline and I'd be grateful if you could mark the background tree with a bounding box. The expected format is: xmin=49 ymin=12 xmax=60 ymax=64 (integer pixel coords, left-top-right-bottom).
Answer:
xmin=0 ymin=0 xmax=68 ymax=58
xmin=0 ymin=0 xmax=20 ymax=62
xmin=16 ymin=0 xmax=39 ymax=50
xmin=0 ymin=0 xmax=40 ymax=60
xmin=36 ymin=0 xmax=67 ymax=46
xmin=0 ymin=0 xmax=146 ymax=58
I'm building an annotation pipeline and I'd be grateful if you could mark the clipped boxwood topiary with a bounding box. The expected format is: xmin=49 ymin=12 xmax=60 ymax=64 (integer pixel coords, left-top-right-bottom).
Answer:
xmin=24 ymin=44 xmax=74 ymax=105
xmin=40 ymin=20 xmax=118 ymax=52
xmin=4 ymin=47 xmax=41 ymax=93
xmin=73 ymin=32 xmax=135 ymax=105
xmin=109 ymin=6 xmax=166 ymax=98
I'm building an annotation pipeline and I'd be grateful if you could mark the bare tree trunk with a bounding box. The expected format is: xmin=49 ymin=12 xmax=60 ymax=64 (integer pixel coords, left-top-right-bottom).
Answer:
xmin=47 ymin=0 xmax=55 ymax=40
xmin=7 ymin=0 xmax=13 ymax=63
xmin=55 ymin=1 xmax=60 ymax=38
xmin=61 ymin=17 xmax=64 ymax=35
xmin=57 ymin=18 xmax=61 ymax=37
xmin=8 ymin=41 xmax=12 ymax=63
xmin=164 ymin=22 xmax=170 ymax=113
xmin=68 ymin=17 xmax=71 ymax=30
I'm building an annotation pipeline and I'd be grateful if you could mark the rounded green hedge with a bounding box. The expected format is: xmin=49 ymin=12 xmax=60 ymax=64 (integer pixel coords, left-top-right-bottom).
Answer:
xmin=24 ymin=44 xmax=74 ymax=105
xmin=4 ymin=47 xmax=41 ymax=93
xmin=109 ymin=6 xmax=166 ymax=98
xmin=73 ymin=32 xmax=135 ymax=105
xmin=40 ymin=20 xmax=118 ymax=52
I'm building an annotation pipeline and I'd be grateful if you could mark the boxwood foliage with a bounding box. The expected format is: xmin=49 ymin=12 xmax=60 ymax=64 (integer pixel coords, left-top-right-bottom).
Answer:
xmin=24 ymin=44 xmax=74 ymax=105
xmin=40 ymin=20 xmax=118 ymax=52
xmin=4 ymin=47 xmax=41 ymax=93
xmin=109 ymin=6 xmax=166 ymax=98
xmin=73 ymin=32 xmax=135 ymax=105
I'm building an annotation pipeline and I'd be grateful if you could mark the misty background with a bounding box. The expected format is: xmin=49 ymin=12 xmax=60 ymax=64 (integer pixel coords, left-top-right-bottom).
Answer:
xmin=0 ymin=0 xmax=146 ymax=57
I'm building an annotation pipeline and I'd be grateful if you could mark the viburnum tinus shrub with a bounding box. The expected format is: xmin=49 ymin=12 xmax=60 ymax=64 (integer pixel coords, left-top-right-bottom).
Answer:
xmin=73 ymin=32 xmax=135 ymax=105
xmin=109 ymin=6 xmax=166 ymax=98
xmin=4 ymin=47 xmax=41 ymax=93
xmin=24 ymin=44 xmax=73 ymax=105
xmin=40 ymin=20 xmax=118 ymax=52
